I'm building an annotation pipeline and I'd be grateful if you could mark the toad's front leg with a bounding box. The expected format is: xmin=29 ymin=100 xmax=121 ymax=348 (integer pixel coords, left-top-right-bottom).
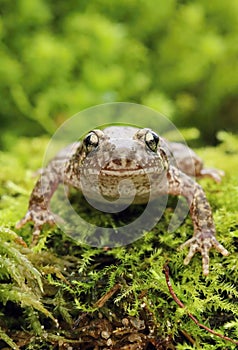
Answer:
xmin=16 ymin=162 xmax=63 ymax=244
xmin=167 ymin=166 xmax=229 ymax=275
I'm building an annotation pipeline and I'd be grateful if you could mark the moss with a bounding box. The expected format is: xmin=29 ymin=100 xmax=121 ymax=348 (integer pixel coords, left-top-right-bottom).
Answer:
xmin=0 ymin=132 xmax=237 ymax=349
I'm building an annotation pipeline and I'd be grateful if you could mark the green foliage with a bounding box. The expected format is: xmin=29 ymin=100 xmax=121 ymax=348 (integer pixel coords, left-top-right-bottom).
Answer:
xmin=0 ymin=0 xmax=238 ymax=143
xmin=0 ymin=132 xmax=237 ymax=348
xmin=0 ymin=227 xmax=56 ymax=348
xmin=0 ymin=325 xmax=19 ymax=350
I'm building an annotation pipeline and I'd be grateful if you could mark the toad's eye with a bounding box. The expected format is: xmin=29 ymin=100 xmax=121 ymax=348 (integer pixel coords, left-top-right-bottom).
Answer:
xmin=145 ymin=130 xmax=159 ymax=152
xmin=83 ymin=131 xmax=99 ymax=153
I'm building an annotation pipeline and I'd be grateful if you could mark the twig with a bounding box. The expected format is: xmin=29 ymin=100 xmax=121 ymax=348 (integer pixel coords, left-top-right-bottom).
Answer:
xmin=164 ymin=263 xmax=238 ymax=346
xmin=94 ymin=283 xmax=121 ymax=308
xmin=74 ymin=283 xmax=121 ymax=329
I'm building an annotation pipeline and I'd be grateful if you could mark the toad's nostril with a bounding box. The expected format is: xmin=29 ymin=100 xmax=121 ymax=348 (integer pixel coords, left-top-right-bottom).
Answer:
xmin=126 ymin=159 xmax=132 ymax=167
xmin=112 ymin=159 xmax=122 ymax=166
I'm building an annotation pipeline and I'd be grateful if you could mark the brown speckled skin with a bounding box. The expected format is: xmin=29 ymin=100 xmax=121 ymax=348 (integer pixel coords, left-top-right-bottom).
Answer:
xmin=16 ymin=126 xmax=229 ymax=274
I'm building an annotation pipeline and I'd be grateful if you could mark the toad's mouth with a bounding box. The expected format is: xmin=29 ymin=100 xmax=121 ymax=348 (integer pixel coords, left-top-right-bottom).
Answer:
xmin=83 ymin=166 xmax=160 ymax=177
xmin=102 ymin=167 xmax=154 ymax=175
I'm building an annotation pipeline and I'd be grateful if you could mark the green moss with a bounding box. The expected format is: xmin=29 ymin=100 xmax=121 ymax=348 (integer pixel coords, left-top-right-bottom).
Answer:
xmin=0 ymin=132 xmax=237 ymax=349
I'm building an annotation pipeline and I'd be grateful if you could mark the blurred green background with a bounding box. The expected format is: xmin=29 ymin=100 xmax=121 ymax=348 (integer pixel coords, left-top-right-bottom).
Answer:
xmin=1 ymin=0 xmax=238 ymax=147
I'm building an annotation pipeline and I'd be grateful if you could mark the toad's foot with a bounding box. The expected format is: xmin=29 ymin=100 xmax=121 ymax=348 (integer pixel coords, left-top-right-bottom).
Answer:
xmin=199 ymin=168 xmax=225 ymax=183
xmin=16 ymin=208 xmax=63 ymax=245
xmin=180 ymin=231 xmax=229 ymax=275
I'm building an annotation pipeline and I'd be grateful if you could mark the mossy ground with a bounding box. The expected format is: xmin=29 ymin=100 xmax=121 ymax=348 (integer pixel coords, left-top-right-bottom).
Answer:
xmin=0 ymin=132 xmax=237 ymax=349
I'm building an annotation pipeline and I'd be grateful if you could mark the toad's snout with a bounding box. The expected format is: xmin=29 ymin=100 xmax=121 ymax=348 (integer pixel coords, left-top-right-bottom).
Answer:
xmin=99 ymin=144 xmax=145 ymax=172
xmin=102 ymin=156 xmax=142 ymax=172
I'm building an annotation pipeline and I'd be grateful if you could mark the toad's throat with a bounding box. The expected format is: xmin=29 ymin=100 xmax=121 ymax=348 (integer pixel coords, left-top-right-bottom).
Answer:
xmin=80 ymin=167 xmax=168 ymax=205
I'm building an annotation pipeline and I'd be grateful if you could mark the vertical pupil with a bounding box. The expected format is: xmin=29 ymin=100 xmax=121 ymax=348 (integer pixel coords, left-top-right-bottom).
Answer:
xmin=87 ymin=135 xmax=93 ymax=145
xmin=85 ymin=132 xmax=98 ymax=149
xmin=145 ymin=131 xmax=159 ymax=151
